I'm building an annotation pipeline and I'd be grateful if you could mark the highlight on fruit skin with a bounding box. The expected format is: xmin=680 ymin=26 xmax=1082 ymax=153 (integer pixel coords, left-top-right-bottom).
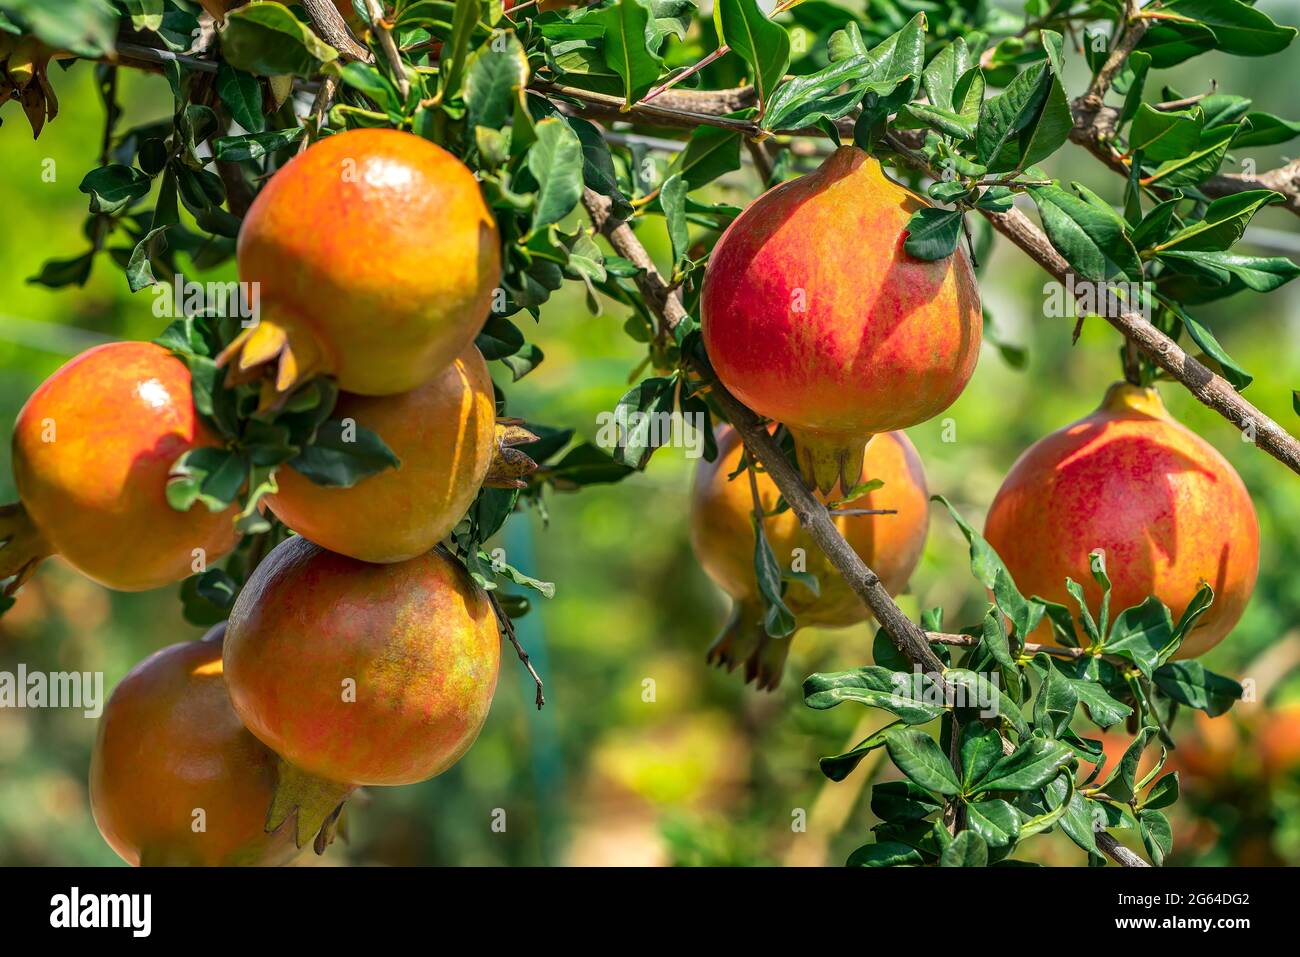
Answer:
xmin=984 ymin=382 xmax=1260 ymax=658
xmin=90 ymin=625 xmax=303 ymax=867
xmin=225 ymin=127 xmax=501 ymax=398
xmin=267 ymin=345 xmax=497 ymax=563
xmin=690 ymin=425 xmax=930 ymax=690
xmin=1 ymin=341 xmax=239 ymax=596
xmin=223 ymin=536 xmax=501 ymax=840
xmin=700 ymin=145 xmax=981 ymax=495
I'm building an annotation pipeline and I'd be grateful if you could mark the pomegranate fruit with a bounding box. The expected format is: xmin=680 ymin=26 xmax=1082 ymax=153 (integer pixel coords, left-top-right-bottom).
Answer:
xmin=224 ymin=536 xmax=500 ymax=788
xmin=1 ymin=341 xmax=238 ymax=594
xmin=984 ymin=382 xmax=1259 ymax=658
xmin=268 ymin=345 xmax=496 ymax=562
xmin=90 ymin=625 xmax=301 ymax=866
xmin=691 ymin=426 xmax=929 ymax=689
xmin=700 ymin=146 xmax=981 ymax=494
xmin=225 ymin=128 xmax=501 ymax=397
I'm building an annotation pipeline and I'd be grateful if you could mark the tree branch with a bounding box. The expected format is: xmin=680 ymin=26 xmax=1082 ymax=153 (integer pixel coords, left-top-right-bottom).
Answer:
xmin=1097 ymin=831 xmax=1150 ymax=867
xmin=300 ymin=0 xmax=373 ymax=62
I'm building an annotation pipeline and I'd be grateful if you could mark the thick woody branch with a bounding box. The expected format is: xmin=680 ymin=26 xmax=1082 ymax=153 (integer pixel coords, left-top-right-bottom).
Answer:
xmin=1075 ymin=0 xmax=1147 ymax=125
xmin=982 ymin=205 xmax=1300 ymax=475
xmin=581 ymin=188 xmax=946 ymax=675
xmin=300 ymin=0 xmax=373 ymax=62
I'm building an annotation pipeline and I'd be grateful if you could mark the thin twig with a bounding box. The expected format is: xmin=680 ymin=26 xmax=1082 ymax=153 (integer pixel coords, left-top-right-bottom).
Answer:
xmin=363 ymin=0 xmax=410 ymax=97
xmin=489 ymin=591 xmax=545 ymax=710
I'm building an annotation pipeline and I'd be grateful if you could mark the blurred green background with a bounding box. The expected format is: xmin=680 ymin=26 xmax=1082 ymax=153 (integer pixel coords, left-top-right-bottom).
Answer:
xmin=3 ymin=4 xmax=1300 ymax=866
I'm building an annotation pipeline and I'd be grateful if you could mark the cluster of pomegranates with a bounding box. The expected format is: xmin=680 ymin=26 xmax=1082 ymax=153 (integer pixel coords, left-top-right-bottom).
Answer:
xmin=692 ymin=145 xmax=1259 ymax=687
xmin=2 ymin=129 xmax=506 ymax=865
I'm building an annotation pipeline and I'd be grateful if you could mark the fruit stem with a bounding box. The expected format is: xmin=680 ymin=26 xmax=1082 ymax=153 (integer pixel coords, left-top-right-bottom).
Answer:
xmin=788 ymin=428 xmax=869 ymax=497
xmin=0 ymin=502 xmax=52 ymax=596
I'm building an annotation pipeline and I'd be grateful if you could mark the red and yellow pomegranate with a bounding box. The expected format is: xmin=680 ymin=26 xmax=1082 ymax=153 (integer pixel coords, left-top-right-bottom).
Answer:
xmin=700 ymin=146 xmax=981 ymax=494
xmin=984 ymin=383 xmax=1259 ymax=658
xmin=267 ymin=345 xmax=496 ymax=563
xmin=225 ymin=128 xmax=501 ymax=397
xmin=691 ymin=426 xmax=929 ymax=689
xmin=90 ymin=626 xmax=301 ymax=867
xmin=1 ymin=341 xmax=238 ymax=594
xmin=224 ymin=536 xmax=500 ymax=788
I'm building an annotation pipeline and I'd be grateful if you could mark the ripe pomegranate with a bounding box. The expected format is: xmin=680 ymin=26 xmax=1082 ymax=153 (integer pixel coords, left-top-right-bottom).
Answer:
xmin=1 ymin=341 xmax=238 ymax=593
xmin=700 ymin=146 xmax=981 ymax=494
xmin=691 ymin=426 xmax=929 ymax=689
xmin=226 ymin=128 xmax=501 ymax=397
xmin=267 ymin=345 xmax=495 ymax=562
xmin=984 ymin=383 xmax=1259 ymax=658
xmin=224 ymin=536 xmax=500 ymax=788
xmin=90 ymin=626 xmax=301 ymax=866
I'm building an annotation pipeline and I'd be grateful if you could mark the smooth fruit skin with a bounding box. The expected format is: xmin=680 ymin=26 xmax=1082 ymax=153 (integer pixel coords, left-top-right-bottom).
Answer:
xmin=267 ymin=345 xmax=496 ymax=563
xmin=700 ymin=146 xmax=981 ymax=494
xmin=90 ymin=626 xmax=300 ymax=867
xmin=224 ymin=537 xmax=500 ymax=787
xmin=235 ymin=128 xmax=501 ymax=396
xmin=8 ymin=341 xmax=238 ymax=591
xmin=984 ymin=383 xmax=1259 ymax=658
xmin=691 ymin=426 xmax=929 ymax=688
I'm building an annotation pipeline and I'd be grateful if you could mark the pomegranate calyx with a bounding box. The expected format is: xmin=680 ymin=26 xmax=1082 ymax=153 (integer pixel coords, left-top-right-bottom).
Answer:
xmin=267 ymin=757 xmax=355 ymax=852
xmin=789 ymin=427 xmax=869 ymax=497
xmin=0 ymin=501 xmax=52 ymax=598
xmin=216 ymin=314 xmax=327 ymax=399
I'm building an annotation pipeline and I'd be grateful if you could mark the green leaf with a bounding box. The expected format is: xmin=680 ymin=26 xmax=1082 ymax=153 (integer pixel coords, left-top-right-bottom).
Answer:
xmin=1137 ymin=22 xmax=1217 ymax=68
xmin=1169 ymin=300 xmax=1253 ymax=389
xmin=802 ymin=667 xmax=948 ymax=724
xmin=569 ymin=116 xmax=634 ymax=220
xmin=1152 ymin=661 xmax=1242 ymax=716
xmin=847 ymin=841 xmax=925 ymax=866
xmin=179 ymin=568 xmax=240 ymax=626
xmin=216 ymin=62 xmax=264 ymax=133
xmin=1138 ymin=808 xmax=1173 ymax=865
xmin=1045 ymin=774 xmax=1099 ymax=856
xmin=607 ymin=375 xmax=675 ymax=469
xmin=940 ymin=830 xmax=988 ymax=866
xmin=466 ymin=31 xmax=529 ymax=130
xmin=1128 ymin=104 xmax=1203 ymax=162
xmin=1027 ymin=183 xmax=1143 ymax=283
xmin=959 ymin=722 xmax=1003 ymax=791
xmin=1231 ymin=111 xmax=1300 ymax=147
xmin=1144 ymin=123 xmax=1237 ymax=188
xmin=976 ymin=61 xmax=1052 ymax=172
xmin=818 ymin=720 xmax=904 ymax=782
xmin=671 ymin=124 xmax=743 ymax=191
xmin=1118 ymin=50 xmax=1152 ymax=126
xmin=211 ymin=127 xmax=305 ymax=163
xmin=79 ymin=165 xmax=152 ymax=215
xmin=922 ymin=37 xmax=971 ymax=112
xmin=1160 ymin=0 xmax=1297 ymax=57
xmin=945 ymin=669 xmax=1031 ymax=737
xmin=289 ymin=419 xmax=401 ymax=487
xmin=221 ymin=1 xmax=339 ymax=78
xmin=1019 ymin=772 xmax=1073 ymax=839
xmin=593 ymin=0 xmax=664 ymax=107
xmin=527 ymin=118 xmax=585 ymax=231
xmin=871 ymin=779 xmax=943 ymax=823
xmin=1153 ymin=190 xmax=1282 ymax=253
xmin=1144 ymin=772 xmax=1180 ymax=810
xmin=903 ymin=207 xmax=963 ymax=260
xmin=972 ymin=736 xmax=1074 ymax=792
xmin=885 ymin=728 xmax=962 ymax=796
xmin=1103 ymin=597 xmax=1174 ymax=676
xmin=713 ymin=0 xmax=790 ymax=113
xmin=966 ymin=799 xmax=1021 ymax=849
xmin=166 ymin=447 xmax=246 ymax=513
xmin=1100 ymin=726 xmax=1156 ymax=803
xmin=660 ymin=172 xmax=689 ymax=270
xmin=753 ymin=518 xmax=796 ymax=638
